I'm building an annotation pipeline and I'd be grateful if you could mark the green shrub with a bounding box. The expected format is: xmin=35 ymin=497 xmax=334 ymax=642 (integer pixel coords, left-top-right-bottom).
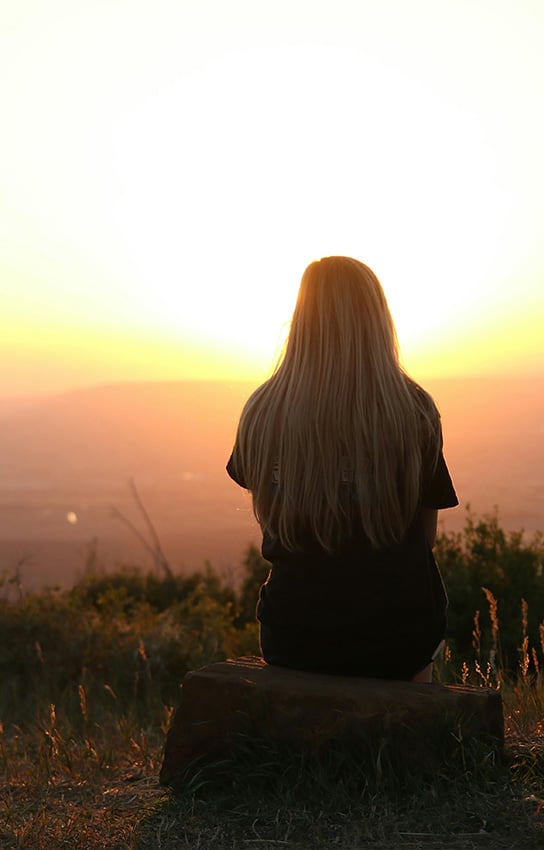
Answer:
xmin=1 ymin=512 xmax=543 ymax=730
xmin=0 ymin=556 xmax=260 ymax=726
xmin=436 ymin=509 xmax=544 ymax=677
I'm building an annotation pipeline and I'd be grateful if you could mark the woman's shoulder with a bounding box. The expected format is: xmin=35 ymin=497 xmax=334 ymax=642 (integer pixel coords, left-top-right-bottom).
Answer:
xmin=241 ymin=377 xmax=275 ymax=413
xmin=402 ymin=378 xmax=442 ymax=459
xmin=404 ymin=375 xmax=438 ymax=410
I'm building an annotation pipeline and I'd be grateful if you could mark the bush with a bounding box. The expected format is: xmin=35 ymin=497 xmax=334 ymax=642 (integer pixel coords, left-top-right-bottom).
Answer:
xmin=436 ymin=509 xmax=544 ymax=677
xmin=0 ymin=556 xmax=260 ymax=726
xmin=1 ymin=513 xmax=543 ymax=729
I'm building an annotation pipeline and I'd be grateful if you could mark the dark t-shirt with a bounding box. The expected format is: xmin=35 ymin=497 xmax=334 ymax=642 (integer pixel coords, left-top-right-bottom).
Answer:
xmin=226 ymin=436 xmax=458 ymax=677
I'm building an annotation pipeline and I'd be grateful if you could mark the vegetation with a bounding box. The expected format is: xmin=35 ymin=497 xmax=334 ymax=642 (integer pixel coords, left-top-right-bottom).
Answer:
xmin=437 ymin=509 xmax=544 ymax=680
xmin=1 ymin=510 xmax=544 ymax=849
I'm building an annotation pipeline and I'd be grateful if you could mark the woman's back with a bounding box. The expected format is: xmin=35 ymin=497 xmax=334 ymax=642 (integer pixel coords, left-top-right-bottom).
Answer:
xmin=231 ymin=257 xmax=444 ymax=551
xmin=227 ymin=256 xmax=458 ymax=680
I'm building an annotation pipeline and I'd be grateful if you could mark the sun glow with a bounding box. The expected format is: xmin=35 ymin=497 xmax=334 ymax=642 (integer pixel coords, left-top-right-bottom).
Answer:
xmin=1 ymin=1 xmax=543 ymax=396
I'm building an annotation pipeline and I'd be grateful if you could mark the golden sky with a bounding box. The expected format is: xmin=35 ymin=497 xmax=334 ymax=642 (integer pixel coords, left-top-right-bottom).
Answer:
xmin=1 ymin=0 xmax=543 ymax=396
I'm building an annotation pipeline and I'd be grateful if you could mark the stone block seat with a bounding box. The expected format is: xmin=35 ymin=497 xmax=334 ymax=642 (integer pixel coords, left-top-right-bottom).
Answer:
xmin=160 ymin=655 xmax=504 ymax=786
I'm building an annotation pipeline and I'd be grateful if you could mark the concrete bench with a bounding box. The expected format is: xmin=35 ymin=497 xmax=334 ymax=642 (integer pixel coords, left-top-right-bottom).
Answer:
xmin=160 ymin=655 xmax=504 ymax=785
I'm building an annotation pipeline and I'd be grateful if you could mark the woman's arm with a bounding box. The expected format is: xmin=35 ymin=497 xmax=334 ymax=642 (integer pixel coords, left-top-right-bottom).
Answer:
xmin=422 ymin=508 xmax=438 ymax=548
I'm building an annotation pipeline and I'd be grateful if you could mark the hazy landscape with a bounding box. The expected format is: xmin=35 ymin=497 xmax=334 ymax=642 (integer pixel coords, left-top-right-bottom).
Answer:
xmin=0 ymin=375 xmax=542 ymax=590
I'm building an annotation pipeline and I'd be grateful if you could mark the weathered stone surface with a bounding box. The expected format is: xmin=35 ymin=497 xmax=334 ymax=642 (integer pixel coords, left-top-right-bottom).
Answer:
xmin=160 ymin=655 xmax=504 ymax=785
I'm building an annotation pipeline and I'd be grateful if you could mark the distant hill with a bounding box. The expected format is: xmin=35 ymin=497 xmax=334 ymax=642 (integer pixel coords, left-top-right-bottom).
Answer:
xmin=0 ymin=380 xmax=253 ymax=485
xmin=0 ymin=375 xmax=542 ymax=589
xmin=0 ymin=381 xmax=260 ymax=589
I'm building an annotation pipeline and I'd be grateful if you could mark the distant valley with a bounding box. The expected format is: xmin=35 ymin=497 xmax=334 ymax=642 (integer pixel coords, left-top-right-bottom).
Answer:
xmin=0 ymin=376 xmax=542 ymax=590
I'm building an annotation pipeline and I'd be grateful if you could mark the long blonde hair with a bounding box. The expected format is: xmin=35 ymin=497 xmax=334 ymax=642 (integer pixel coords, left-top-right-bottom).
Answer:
xmin=232 ymin=256 xmax=440 ymax=551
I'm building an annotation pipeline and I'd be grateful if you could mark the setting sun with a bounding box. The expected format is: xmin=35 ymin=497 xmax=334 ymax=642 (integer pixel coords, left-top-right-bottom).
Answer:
xmin=1 ymin=1 xmax=543 ymax=396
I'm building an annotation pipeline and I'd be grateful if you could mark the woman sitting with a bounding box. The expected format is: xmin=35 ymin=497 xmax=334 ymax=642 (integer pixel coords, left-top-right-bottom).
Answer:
xmin=227 ymin=256 xmax=458 ymax=682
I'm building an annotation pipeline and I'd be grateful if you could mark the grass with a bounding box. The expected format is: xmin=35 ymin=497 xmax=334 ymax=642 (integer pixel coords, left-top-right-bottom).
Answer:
xmin=2 ymin=528 xmax=544 ymax=849
xmin=1 ymin=664 xmax=544 ymax=849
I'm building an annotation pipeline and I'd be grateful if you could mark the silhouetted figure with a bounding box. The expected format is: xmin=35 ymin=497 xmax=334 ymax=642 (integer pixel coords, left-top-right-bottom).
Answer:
xmin=227 ymin=257 xmax=457 ymax=682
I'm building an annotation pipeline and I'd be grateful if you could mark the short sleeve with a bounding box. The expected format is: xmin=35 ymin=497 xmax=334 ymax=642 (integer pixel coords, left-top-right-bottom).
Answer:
xmin=422 ymin=449 xmax=458 ymax=509
xmin=226 ymin=452 xmax=247 ymax=489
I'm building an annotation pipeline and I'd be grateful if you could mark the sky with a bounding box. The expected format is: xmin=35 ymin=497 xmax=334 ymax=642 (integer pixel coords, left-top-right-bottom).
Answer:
xmin=1 ymin=0 xmax=543 ymax=397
